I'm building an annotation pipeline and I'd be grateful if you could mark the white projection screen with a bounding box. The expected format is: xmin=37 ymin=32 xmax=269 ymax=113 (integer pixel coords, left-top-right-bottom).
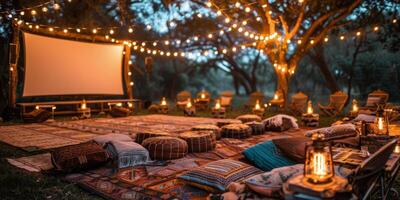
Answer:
xmin=22 ymin=32 xmax=125 ymax=97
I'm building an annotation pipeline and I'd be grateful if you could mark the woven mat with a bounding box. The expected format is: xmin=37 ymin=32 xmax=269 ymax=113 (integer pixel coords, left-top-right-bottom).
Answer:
xmin=46 ymin=114 xmax=237 ymax=137
xmin=0 ymin=124 xmax=96 ymax=151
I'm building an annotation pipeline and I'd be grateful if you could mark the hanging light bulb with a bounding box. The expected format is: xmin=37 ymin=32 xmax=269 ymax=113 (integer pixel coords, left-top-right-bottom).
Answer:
xmin=208 ymin=33 xmax=213 ymax=38
xmin=109 ymin=29 xmax=114 ymax=34
xmin=324 ymin=37 xmax=329 ymax=42
xmin=194 ymin=36 xmax=199 ymax=41
xmin=180 ymin=52 xmax=185 ymax=57
xmin=53 ymin=3 xmax=60 ymax=10
xmin=217 ymin=11 xmax=222 ymax=16
xmin=31 ymin=10 xmax=37 ymax=16
xmin=340 ymin=36 xmax=345 ymax=40
xmin=153 ymin=42 xmax=157 ymax=46
xmin=297 ymin=39 xmax=302 ymax=44
xmin=146 ymin=25 xmax=152 ymax=30
xmin=393 ymin=19 xmax=397 ymax=23
xmin=225 ymin=18 xmax=230 ymax=23
xmin=356 ymin=31 xmax=361 ymax=36
xmin=232 ymin=47 xmax=237 ymax=52
xmin=374 ymin=26 xmax=379 ymax=31
xmin=235 ymin=2 xmax=241 ymax=8
xmin=206 ymin=1 xmax=212 ymax=7
xmin=141 ymin=42 xmax=146 ymax=46
xmin=42 ymin=7 xmax=48 ymax=12
xmin=173 ymin=52 xmax=178 ymax=57
xmin=20 ymin=11 xmax=25 ymax=16
xmin=164 ymin=40 xmax=170 ymax=45
xmin=219 ymin=30 xmax=225 ymax=35
xmin=245 ymin=7 xmax=251 ymax=12
xmin=128 ymin=27 xmax=133 ymax=33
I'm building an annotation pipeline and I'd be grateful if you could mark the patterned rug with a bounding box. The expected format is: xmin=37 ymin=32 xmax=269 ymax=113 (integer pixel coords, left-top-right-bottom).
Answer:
xmin=46 ymin=114 xmax=236 ymax=137
xmin=7 ymin=128 xmax=307 ymax=200
xmin=0 ymin=115 xmax=235 ymax=151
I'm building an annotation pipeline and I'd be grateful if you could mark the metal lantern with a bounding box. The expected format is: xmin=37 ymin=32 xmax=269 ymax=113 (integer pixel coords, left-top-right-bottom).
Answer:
xmin=304 ymin=134 xmax=334 ymax=184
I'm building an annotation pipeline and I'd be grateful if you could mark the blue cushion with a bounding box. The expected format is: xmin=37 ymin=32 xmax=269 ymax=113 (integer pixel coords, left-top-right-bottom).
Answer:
xmin=242 ymin=140 xmax=297 ymax=171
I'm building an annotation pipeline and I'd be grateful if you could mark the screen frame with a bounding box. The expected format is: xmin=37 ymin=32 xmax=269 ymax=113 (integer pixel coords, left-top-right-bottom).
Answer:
xmin=20 ymin=31 xmax=127 ymax=98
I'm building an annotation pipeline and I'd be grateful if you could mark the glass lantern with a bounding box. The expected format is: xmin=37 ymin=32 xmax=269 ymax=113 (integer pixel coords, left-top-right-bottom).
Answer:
xmin=375 ymin=105 xmax=388 ymax=135
xmin=304 ymin=134 xmax=334 ymax=184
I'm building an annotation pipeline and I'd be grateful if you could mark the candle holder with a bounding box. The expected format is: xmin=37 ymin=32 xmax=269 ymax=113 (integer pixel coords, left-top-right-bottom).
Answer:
xmin=349 ymin=99 xmax=359 ymax=118
xmin=159 ymin=97 xmax=169 ymax=114
xmin=252 ymin=100 xmax=265 ymax=116
xmin=184 ymin=99 xmax=196 ymax=116
xmin=302 ymin=101 xmax=319 ymax=127
xmin=212 ymin=100 xmax=226 ymax=118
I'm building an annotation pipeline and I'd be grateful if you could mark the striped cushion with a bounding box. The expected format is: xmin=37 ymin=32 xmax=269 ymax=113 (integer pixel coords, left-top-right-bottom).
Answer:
xmin=305 ymin=124 xmax=357 ymax=140
xmin=179 ymin=131 xmax=216 ymax=153
xmin=142 ymin=136 xmax=188 ymax=160
xmin=178 ymin=159 xmax=262 ymax=192
xmin=236 ymin=114 xmax=262 ymax=123
xmin=221 ymin=124 xmax=252 ymax=139
xmin=191 ymin=124 xmax=221 ymax=140
xmin=245 ymin=121 xmax=265 ymax=135
xmin=135 ymin=130 xmax=170 ymax=144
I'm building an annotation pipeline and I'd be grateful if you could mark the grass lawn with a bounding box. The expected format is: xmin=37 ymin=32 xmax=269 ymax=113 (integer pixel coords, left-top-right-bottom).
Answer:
xmin=0 ymin=109 xmax=397 ymax=199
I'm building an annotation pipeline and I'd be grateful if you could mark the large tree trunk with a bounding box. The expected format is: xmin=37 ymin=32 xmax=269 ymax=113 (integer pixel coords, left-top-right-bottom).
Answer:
xmin=309 ymin=45 xmax=340 ymax=93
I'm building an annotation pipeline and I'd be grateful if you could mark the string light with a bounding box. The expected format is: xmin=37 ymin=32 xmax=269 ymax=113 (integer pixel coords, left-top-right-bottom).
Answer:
xmin=76 ymin=28 xmax=81 ymax=33
xmin=63 ymin=29 xmax=68 ymax=33
xmin=128 ymin=27 xmax=133 ymax=33
xmin=49 ymin=27 xmax=54 ymax=32
xmin=92 ymin=29 xmax=97 ymax=34
xmin=374 ymin=26 xmax=379 ymax=31
xmin=31 ymin=10 xmax=37 ymax=16
xmin=53 ymin=3 xmax=60 ymax=10
xmin=42 ymin=7 xmax=48 ymax=12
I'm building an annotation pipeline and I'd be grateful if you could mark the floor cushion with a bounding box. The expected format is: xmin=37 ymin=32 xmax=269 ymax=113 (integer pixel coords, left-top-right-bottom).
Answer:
xmin=51 ymin=141 xmax=109 ymax=173
xmin=272 ymin=137 xmax=311 ymax=163
xmin=353 ymin=114 xmax=376 ymax=123
xmin=142 ymin=136 xmax=188 ymax=160
xmin=236 ymin=114 xmax=262 ymax=123
xmin=216 ymin=119 xmax=242 ymax=128
xmin=245 ymin=121 xmax=265 ymax=135
xmin=242 ymin=140 xmax=297 ymax=171
xmin=221 ymin=123 xmax=252 ymax=139
xmin=245 ymin=164 xmax=353 ymax=198
xmin=104 ymin=140 xmax=150 ymax=169
xmin=179 ymin=131 xmax=216 ymax=153
xmin=305 ymin=124 xmax=357 ymax=140
xmin=23 ymin=109 xmax=51 ymax=123
xmin=191 ymin=124 xmax=221 ymax=140
xmin=178 ymin=159 xmax=262 ymax=193
xmin=93 ymin=134 xmax=133 ymax=146
xmin=263 ymin=114 xmax=298 ymax=132
xmin=135 ymin=130 xmax=170 ymax=144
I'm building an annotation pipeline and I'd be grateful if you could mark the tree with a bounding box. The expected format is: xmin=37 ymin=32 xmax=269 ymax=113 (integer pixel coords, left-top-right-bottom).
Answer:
xmin=204 ymin=0 xmax=367 ymax=105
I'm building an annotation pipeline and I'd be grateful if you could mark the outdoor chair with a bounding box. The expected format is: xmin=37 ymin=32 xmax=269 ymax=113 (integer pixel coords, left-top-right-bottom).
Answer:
xmin=350 ymin=139 xmax=398 ymax=200
xmin=175 ymin=91 xmax=192 ymax=110
xmin=289 ymin=92 xmax=308 ymax=116
xmin=218 ymin=91 xmax=234 ymax=110
xmin=245 ymin=91 xmax=265 ymax=110
xmin=359 ymin=89 xmax=390 ymax=114
xmin=318 ymin=91 xmax=348 ymax=117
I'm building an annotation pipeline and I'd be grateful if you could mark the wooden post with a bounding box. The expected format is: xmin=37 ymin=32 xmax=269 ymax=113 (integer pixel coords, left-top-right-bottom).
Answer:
xmin=8 ymin=22 xmax=20 ymax=108
xmin=123 ymin=45 xmax=133 ymax=99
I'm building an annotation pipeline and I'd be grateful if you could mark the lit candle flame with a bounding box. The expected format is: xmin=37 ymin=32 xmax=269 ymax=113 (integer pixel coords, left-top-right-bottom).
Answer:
xmin=161 ymin=97 xmax=167 ymax=106
xmin=307 ymin=101 xmax=313 ymax=114
xmin=186 ymin=99 xmax=192 ymax=108
xmin=128 ymin=102 xmax=133 ymax=108
xmin=201 ymin=93 xmax=205 ymax=99
xmin=35 ymin=105 xmax=39 ymax=110
xmin=352 ymin=99 xmax=358 ymax=112
xmin=274 ymin=94 xmax=278 ymax=100
xmin=215 ymin=100 xmax=221 ymax=110
xmin=81 ymin=99 xmax=87 ymax=109
xmin=254 ymin=100 xmax=261 ymax=110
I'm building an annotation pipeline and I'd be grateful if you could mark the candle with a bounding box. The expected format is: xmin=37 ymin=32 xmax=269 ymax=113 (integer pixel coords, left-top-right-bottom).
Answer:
xmin=201 ymin=93 xmax=205 ymax=99
xmin=274 ymin=94 xmax=278 ymax=100
xmin=254 ymin=100 xmax=261 ymax=110
xmin=116 ymin=103 xmax=123 ymax=107
xmin=35 ymin=105 xmax=39 ymax=110
xmin=128 ymin=102 xmax=133 ymax=108
xmin=352 ymin=99 xmax=358 ymax=112
xmin=186 ymin=99 xmax=192 ymax=108
xmin=161 ymin=97 xmax=167 ymax=106
xmin=307 ymin=100 xmax=313 ymax=114
xmin=215 ymin=100 xmax=221 ymax=110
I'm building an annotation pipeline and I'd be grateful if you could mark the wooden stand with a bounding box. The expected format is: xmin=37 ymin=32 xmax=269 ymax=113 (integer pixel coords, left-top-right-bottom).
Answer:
xmin=302 ymin=113 xmax=320 ymax=127
xmin=159 ymin=105 xmax=169 ymax=114
xmin=77 ymin=108 xmax=91 ymax=119
xmin=184 ymin=107 xmax=196 ymax=116
xmin=283 ymin=175 xmax=352 ymax=199
xmin=212 ymin=107 xmax=226 ymax=118
xmin=195 ymin=98 xmax=210 ymax=111
xmin=252 ymin=108 xmax=265 ymax=117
